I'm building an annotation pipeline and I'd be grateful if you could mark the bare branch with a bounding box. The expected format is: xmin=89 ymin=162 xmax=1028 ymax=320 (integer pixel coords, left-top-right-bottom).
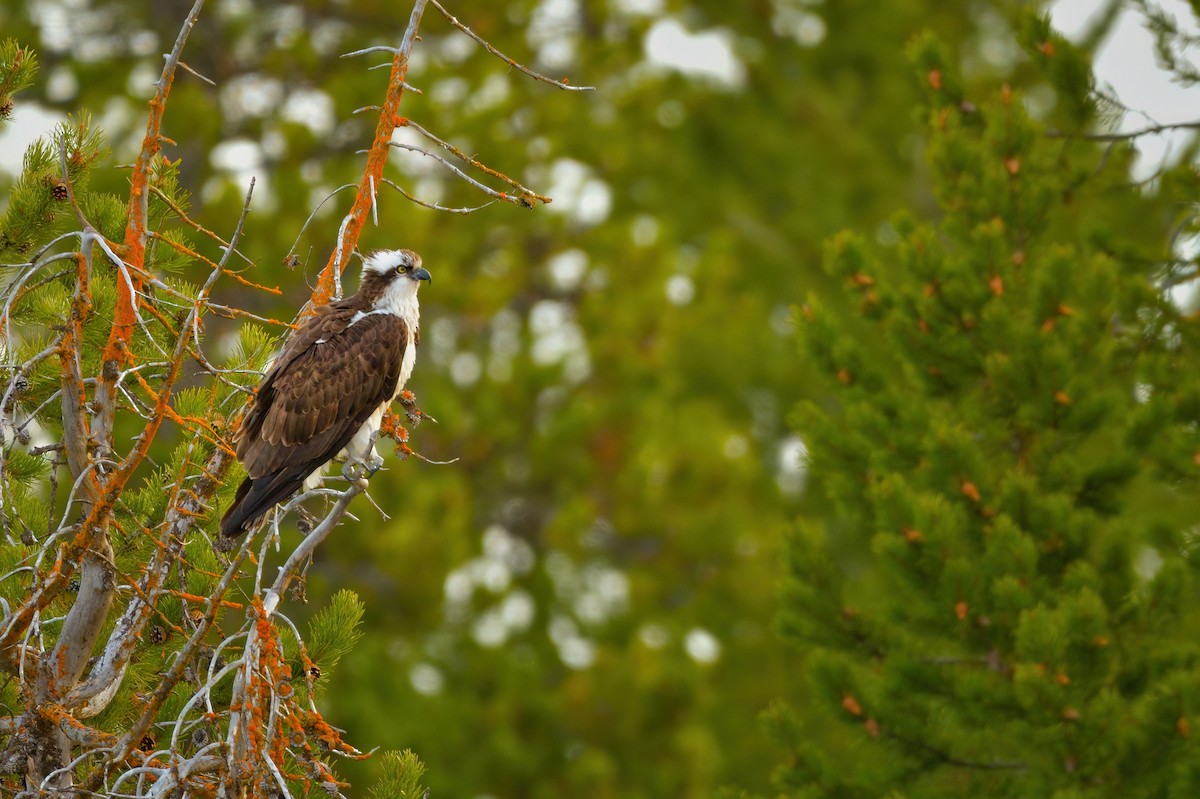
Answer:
xmin=402 ymin=118 xmax=550 ymax=205
xmin=177 ymin=59 xmax=215 ymax=86
xmin=341 ymin=44 xmax=405 ymax=58
xmin=264 ymin=481 xmax=367 ymax=616
xmin=286 ymin=184 xmax=356 ymax=264
xmin=429 ymin=0 xmax=594 ymax=91
xmin=380 ymin=176 xmax=496 ymax=214
xmin=388 ymin=141 xmax=536 ymax=207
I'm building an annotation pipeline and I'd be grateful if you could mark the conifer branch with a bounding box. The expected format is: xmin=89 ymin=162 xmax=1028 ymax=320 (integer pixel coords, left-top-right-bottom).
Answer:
xmin=1047 ymin=119 xmax=1200 ymax=141
xmin=887 ymin=729 xmax=1028 ymax=772
xmin=79 ymin=530 xmax=257 ymax=793
xmin=41 ymin=147 xmax=115 ymax=721
xmin=0 ymin=39 xmax=38 ymax=124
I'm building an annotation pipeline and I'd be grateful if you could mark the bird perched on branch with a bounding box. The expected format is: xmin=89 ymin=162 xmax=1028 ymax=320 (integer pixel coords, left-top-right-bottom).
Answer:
xmin=219 ymin=249 xmax=431 ymax=538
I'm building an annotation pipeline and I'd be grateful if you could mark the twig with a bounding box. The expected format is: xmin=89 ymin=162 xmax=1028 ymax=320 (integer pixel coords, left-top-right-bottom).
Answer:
xmin=402 ymin=118 xmax=550 ymax=204
xmin=177 ymin=59 xmax=215 ymax=86
xmin=1047 ymin=119 xmax=1200 ymax=141
xmin=380 ymin=176 xmax=495 ymax=214
xmin=147 ymin=185 xmax=254 ymax=268
xmin=428 ymin=0 xmax=594 ymax=91
xmin=388 ymin=141 xmax=535 ymax=206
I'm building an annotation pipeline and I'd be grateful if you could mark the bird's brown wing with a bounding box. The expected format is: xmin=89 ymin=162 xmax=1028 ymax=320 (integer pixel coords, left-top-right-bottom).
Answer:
xmin=236 ymin=308 xmax=410 ymax=479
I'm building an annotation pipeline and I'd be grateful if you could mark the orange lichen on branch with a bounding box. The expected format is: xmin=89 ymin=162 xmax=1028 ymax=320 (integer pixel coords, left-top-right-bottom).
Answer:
xmin=0 ymin=254 xmax=102 ymax=661
xmin=129 ymin=370 xmax=193 ymax=429
xmin=220 ymin=268 xmax=282 ymax=295
xmin=138 ymin=298 xmax=182 ymax=337
xmin=12 ymin=320 xmax=197 ymax=645
xmin=378 ymin=408 xmax=411 ymax=444
xmin=170 ymin=590 xmax=243 ymax=611
xmin=235 ymin=600 xmax=306 ymax=778
xmin=107 ymin=177 xmax=158 ymax=370
xmin=40 ymin=703 xmax=118 ymax=746
xmin=149 ymin=232 xmax=219 ymax=270
xmin=153 ymin=233 xmax=283 ymax=295
xmin=105 ymin=6 xmax=196 ymax=388
xmin=314 ymin=41 xmax=422 ymax=306
xmin=148 ymin=183 xmax=252 ymax=263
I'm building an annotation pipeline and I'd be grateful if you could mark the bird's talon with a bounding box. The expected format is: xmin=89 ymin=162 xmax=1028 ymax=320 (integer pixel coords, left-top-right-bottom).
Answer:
xmin=342 ymin=455 xmax=383 ymax=482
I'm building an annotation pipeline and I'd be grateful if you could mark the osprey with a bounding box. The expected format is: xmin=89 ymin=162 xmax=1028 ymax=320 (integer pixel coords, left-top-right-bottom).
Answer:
xmin=219 ymin=249 xmax=431 ymax=538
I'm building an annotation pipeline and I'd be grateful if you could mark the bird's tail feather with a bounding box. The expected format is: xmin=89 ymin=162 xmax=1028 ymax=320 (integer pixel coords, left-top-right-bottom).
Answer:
xmin=219 ymin=468 xmax=309 ymax=538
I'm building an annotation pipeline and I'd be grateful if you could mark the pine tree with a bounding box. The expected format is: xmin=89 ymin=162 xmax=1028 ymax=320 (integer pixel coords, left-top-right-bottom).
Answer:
xmin=0 ymin=1 xmax=577 ymax=794
xmin=772 ymin=12 xmax=1200 ymax=798
xmin=0 ymin=27 xmax=408 ymax=794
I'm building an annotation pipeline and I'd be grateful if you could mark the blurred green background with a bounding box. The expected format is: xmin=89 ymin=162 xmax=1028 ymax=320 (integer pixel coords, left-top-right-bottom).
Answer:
xmin=0 ymin=0 xmax=1162 ymax=796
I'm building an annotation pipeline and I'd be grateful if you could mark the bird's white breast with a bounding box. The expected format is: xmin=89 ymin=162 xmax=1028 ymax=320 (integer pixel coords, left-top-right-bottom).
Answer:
xmin=379 ymin=282 xmax=420 ymax=394
xmin=397 ymin=334 xmax=417 ymax=393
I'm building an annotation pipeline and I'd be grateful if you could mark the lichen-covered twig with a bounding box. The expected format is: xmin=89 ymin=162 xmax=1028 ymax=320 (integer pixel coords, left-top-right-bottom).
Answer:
xmin=312 ymin=0 xmax=429 ymax=305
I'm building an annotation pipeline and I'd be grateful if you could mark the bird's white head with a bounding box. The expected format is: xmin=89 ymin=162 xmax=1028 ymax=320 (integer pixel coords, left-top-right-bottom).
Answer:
xmin=359 ymin=249 xmax=431 ymax=317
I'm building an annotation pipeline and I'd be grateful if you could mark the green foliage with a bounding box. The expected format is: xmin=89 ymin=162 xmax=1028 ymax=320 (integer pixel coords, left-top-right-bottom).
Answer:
xmin=0 ymin=114 xmax=103 ymax=260
xmin=1016 ymin=10 xmax=1095 ymax=125
xmin=777 ymin=25 xmax=1200 ymax=799
xmin=0 ymin=38 xmax=35 ymax=126
xmin=306 ymin=588 xmax=365 ymax=687
xmin=1134 ymin=0 xmax=1200 ymax=85
xmin=367 ymin=749 xmax=428 ymax=799
xmin=0 ymin=50 xmax=292 ymax=787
